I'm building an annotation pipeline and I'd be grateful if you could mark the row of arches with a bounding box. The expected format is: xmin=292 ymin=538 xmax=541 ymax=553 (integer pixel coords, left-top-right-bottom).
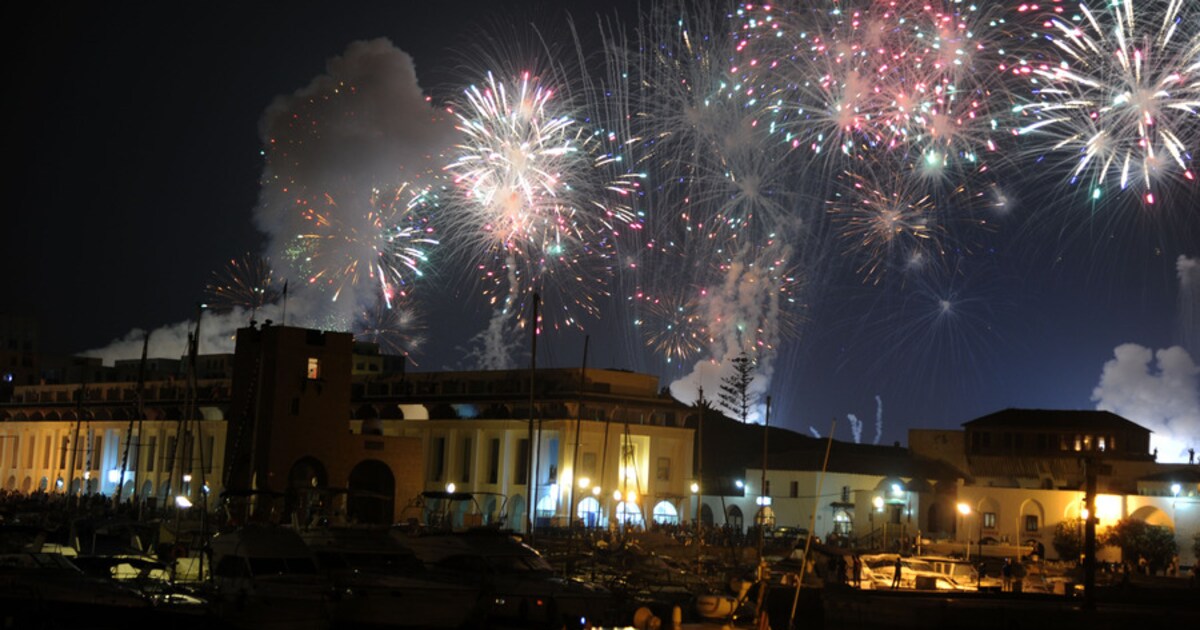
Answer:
xmin=1 ymin=406 xmax=224 ymax=422
xmin=2 ymin=474 xmax=189 ymax=503
xmin=286 ymin=456 xmax=396 ymax=526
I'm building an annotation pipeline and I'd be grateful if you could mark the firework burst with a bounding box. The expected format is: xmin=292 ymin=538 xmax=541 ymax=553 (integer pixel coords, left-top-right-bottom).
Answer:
xmin=205 ymin=254 xmax=280 ymax=312
xmin=633 ymin=288 xmax=708 ymax=365
xmin=356 ymin=298 xmax=425 ymax=358
xmin=445 ymin=69 xmax=615 ymax=326
xmin=1012 ymin=0 xmax=1200 ymax=206
xmin=293 ymin=182 xmax=439 ymax=308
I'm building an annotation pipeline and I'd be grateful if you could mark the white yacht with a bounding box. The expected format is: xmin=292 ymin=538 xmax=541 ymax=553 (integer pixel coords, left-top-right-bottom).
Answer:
xmin=207 ymin=525 xmax=334 ymax=630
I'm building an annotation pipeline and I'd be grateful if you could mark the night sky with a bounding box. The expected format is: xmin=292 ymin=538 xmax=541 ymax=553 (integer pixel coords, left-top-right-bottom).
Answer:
xmin=5 ymin=1 xmax=1198 ymax=459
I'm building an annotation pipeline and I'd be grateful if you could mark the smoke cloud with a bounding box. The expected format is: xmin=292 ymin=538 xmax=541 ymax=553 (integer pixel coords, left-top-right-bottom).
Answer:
xmin=1091 ymin=343 xmax=1200 ymax=462
xmin=873 ymin=395 xmax=884 ymax=445
xmin=85 ymin=39 xmax=452 ymax=365
xmin=1179 ymin=256 xmax=1199 ymax=359
xmin=668 ymin=243 xmax=793 ymax=424
xmin=82 ymin=304 xmax=282 ymax=364
xmin=845 ymin=396 xmax=884 ymax=444
xmin=255 ymin=37 xmax=453 ymax=323
xmin=847 ymin=414 xmax=863 ymax=444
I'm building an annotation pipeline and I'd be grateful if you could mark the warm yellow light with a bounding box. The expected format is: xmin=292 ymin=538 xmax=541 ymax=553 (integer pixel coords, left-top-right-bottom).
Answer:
xmin=446 ymin=483 xmax=456 ymax=494
xmin=1095 ymin=495 xmax=1121 ymax=521
xmin=578 ymin=476 xmax=590 ymax=489
xmin=613 ymin=490 xmax=623 ymax=502
xmin=873 ymin=496 xmax=884 ymax=511
xmin=626 ymin=490 xmax=637 ymax=503
xmin=957 ymin=502 xmax=971 ymax=516
xmin=1080 ymin=508 xmax=1090 ymax=521
xmin=591 ymin=486 xmax=601 ymax=496
xmin=690 ymin=482 xmax=700 ymax=494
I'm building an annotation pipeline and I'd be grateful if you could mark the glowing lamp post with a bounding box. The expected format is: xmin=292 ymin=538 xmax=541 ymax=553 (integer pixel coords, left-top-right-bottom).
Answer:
xmin=957 ymin=503 xmax=972 ymax=561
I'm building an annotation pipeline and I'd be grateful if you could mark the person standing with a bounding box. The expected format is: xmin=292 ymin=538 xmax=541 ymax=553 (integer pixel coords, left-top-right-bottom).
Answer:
xmin=1002 ymin=558 xmax=1014 ymax=592
xmin=891 ymin=556 xmax=903 ymax=589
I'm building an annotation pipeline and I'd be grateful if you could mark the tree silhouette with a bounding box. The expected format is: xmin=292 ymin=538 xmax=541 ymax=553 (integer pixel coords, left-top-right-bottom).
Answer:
xmin=717 ymin=353 xmax=755 ymax=423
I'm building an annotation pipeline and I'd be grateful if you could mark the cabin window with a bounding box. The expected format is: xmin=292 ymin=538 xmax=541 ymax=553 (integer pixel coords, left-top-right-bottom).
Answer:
xmin=306 ymin=357 xmax=320 ymax=380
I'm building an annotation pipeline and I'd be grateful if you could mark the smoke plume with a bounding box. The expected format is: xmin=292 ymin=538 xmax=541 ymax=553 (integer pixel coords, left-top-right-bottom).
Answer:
xmin=1179 ymin=256 xmax=1200 ymax=359
xmin=1091 ymin=343 xmax=1200 ymax=462
xmin=85 ymin=39 xmax=452 ymax=365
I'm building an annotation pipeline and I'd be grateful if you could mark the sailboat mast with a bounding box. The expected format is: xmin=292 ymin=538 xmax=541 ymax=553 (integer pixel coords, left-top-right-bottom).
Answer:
xmin=525 ymin=293 xmax=539 ymax=538
xmin=66 ymin=366 xmax=87 ymax=505
xmin=567 ymin=336 xmax=588 ymax=532
xmin=115 ymin=332 xmax=149 ymax=506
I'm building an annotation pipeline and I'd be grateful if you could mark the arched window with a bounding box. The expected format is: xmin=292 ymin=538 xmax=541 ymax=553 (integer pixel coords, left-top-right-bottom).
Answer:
xmin=577 ymin=497 xmax=601 ymax=528
xmin=727 ymin=505 xmax=744 ymax=530
xmin=482 ymin=496 xmax=497 ymax=525
xmin=536 ymin=493 xmax=558 ymax=521
xmin=833 ymin=509 xmax=853 ymax=536
xmin=508 ymin=495 xmax=526 ymax=533
xmin=652 ymin=500 xmax=679 ymax=525
xmin=615 ymin=501 xmax=644 ymax=527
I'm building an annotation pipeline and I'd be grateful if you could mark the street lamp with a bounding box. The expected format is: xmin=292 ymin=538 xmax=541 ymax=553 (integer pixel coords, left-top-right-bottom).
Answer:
xmin=957 ymin=503 xmax=972 ymax=561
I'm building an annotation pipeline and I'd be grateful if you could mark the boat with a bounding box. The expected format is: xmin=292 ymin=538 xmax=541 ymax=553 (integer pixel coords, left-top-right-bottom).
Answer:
xmin=299 ymin=526 xmax=481 ymax=628
xmin=207 ymin=525 xmax=335 ymax=630
xmin=858 ymin=554 xmax=972 ymax=591
xmin=0 ymin=551 xmax=154 ymax=628
xmin=397 ymin=528 xmax=614 ymax=629
xmin=909 ymin=554 xmax=1004 ymax=591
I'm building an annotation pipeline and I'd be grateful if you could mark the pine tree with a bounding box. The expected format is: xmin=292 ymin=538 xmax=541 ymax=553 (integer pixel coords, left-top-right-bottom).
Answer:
xmin=717 ymin=353 xmax=755 ymax=423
